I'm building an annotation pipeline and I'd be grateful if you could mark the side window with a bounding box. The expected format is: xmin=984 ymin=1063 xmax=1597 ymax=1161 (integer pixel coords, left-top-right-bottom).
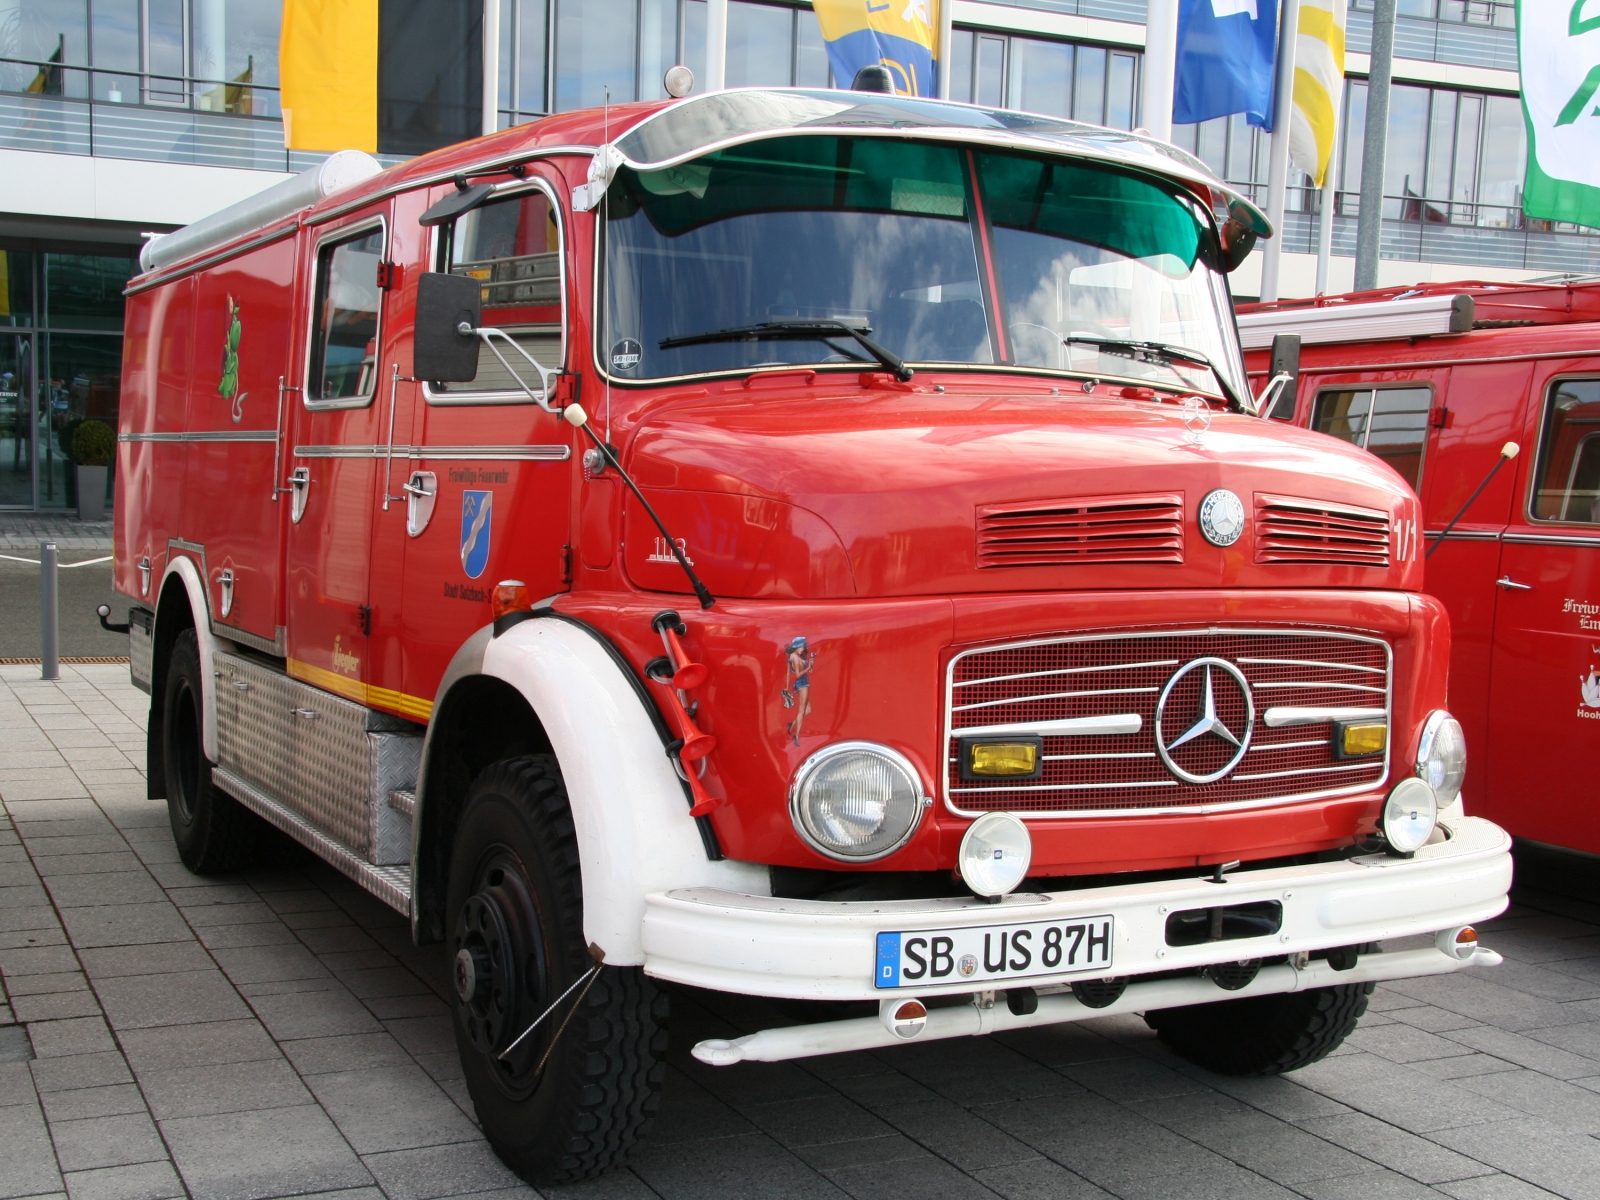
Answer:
xmin=1531 ymin=379 xmax=1600 ymax=523
xmin=309 ymin=226 xmax=384 ymax=404
xmin=1312 ymin=386 xmax=1431 ymax=491
xmin=431 ymin=187 xmax=562 ymax=401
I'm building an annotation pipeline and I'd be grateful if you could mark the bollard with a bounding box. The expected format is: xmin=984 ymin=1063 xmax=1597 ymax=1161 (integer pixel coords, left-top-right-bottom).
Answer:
xmin=40 ymin=541 xmax=58 ymax=681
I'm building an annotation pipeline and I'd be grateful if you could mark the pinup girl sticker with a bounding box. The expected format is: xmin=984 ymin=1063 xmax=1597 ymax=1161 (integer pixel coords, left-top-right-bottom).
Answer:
xmin=782 ymin=637 xmax=818 ymax=746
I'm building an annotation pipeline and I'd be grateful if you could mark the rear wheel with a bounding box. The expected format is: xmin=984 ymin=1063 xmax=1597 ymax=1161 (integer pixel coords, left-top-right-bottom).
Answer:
xmin=446 ymin=755 xmax=666 ymax=1185
xmin=1145 ymin=982 xmax=1374 ymax=1075
xmin=163 ymin=628 xmax=258 ymax=873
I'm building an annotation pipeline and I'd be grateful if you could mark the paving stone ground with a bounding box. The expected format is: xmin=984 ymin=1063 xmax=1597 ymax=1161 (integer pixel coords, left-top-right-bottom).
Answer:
xmin=2 ymin=663 xmax=1599 ymax=1200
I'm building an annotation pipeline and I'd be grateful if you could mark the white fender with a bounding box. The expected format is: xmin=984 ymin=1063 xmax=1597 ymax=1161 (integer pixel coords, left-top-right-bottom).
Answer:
xmin=482 ymin=617 xmax=768 ymax=965
xmin=159 ymin=554 xmax=223 ymax=762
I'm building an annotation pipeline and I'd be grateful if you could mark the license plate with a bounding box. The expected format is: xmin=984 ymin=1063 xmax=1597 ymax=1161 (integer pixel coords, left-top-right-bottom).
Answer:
xmin=874 ymin=915 xmax=1114 ymax=989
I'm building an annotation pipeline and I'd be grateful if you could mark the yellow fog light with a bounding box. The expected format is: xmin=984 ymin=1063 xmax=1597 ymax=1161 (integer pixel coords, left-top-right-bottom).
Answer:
xmin=1336 ymin=722 xmax=1387 ymax=759
xmin=963 ymin=738 xmax=1042 ymax=779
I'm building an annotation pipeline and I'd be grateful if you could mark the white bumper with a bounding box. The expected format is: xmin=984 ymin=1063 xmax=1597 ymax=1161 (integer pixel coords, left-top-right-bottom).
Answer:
xmin=641 ymin=816 xmax=1512 ymax=1001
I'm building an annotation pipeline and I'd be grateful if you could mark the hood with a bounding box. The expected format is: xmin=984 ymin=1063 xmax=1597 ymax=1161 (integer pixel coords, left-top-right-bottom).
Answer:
xmin=621 ymin=386 xmax=1422 ymax=600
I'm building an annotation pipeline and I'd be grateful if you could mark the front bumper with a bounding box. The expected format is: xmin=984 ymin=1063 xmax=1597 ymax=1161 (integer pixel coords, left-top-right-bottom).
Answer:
xmin=641 ymin=815 xmax=1512 ymax=1000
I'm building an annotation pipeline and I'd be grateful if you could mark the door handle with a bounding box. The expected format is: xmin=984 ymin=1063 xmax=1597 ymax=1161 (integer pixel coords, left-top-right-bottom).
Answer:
xmin=288 ymin=467 xmax=310 ymax=524
xmin=1496 ymin=575 xmax=1533 ymax=591
xmin=293 ymin=707 xmax=319 ymax=720
xmin=404 ymin=470 xmax=437 ymax=538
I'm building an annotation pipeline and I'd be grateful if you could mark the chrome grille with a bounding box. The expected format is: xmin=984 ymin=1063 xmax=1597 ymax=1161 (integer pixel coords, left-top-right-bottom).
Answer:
xmin=1255 ymin=495 xmax=1391 ymax=568
xmin=945 ymin=628 xmax=1391 ymax=817
xmin=977 ymin=493 xmax=1184 ymax=567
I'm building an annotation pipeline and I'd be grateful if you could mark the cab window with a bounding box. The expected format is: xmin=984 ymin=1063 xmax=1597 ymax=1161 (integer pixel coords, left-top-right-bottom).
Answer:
xmin=431 ymin=187 xmax=562 ymax=401
xmin=309 ymin=225 xmax=384 ymax=404
xmin=1312 ymin=386 xmax=1431 ymax=490
xmin=1532 ymin=379 xmax=1600 ymax=523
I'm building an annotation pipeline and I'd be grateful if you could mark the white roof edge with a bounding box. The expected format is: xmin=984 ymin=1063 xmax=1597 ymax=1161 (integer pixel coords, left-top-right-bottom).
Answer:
xmin=1236 ymin=293 xmax=1475 ymax=350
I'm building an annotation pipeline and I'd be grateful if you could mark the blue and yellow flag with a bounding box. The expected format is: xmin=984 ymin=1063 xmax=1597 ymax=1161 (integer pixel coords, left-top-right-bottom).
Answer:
xmin=813 ymin=0 xmax=940 ymax=98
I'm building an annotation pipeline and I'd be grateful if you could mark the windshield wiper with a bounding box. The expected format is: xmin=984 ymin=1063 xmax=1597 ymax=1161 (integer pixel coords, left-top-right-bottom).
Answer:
xmin=1062 ymin=334 xmax=1247 ymax=411
xmin=659 ymin=320 xmax=914 ymax=382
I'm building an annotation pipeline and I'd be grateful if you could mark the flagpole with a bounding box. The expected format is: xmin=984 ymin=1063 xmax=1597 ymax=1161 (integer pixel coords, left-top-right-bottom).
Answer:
xmin=1259 ymin=0 xmax=1301 ymax=303
xmin=1354 ymin=0 xmax=1395 ymax=291
xmin=705 ymin=0 xmax=728 ymax=90
xmin=1139 ymin=0 xmax=1179 ymax=141
xmin=481 ymin=0 xmax=500 ymax=137
xmin=1315 ymin=158 xmax=1336 ymax=294
xmin=936 ymin=0 xmax=954 ymax=99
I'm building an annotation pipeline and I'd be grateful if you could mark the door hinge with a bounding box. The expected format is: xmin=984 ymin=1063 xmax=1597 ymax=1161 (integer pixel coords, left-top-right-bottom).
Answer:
xmin=560 ymin=543 xmax=573 ymax=585
xmin=375 ymin=261 xmax=400 ymax=290
xmin=358 ymin=604 xmax=372 ymax=635
xmin=552 ymin=372 xmax=582 ymax=408
xmin=1430 ymin=406 xmax=1452 ymax=429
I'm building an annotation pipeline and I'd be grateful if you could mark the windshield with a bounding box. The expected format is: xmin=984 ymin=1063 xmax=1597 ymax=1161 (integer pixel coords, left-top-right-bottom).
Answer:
xmin=601 ymin=135 xmax=1247 ymax=401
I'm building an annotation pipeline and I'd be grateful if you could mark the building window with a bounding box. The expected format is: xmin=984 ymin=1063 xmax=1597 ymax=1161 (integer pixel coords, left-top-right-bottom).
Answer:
xmin=0 ymin=243 xmax=134 ymax=511
xmin=946 ymin=28 xmax=1141 ymax=129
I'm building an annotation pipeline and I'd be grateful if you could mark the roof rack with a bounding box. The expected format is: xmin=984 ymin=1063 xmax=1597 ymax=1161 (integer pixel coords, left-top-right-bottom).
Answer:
xmin=138 ymin=149 xmax=384 ymax=276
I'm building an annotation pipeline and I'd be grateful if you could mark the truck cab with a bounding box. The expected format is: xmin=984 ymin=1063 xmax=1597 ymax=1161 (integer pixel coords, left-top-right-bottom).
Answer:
xmin=116 ymin=88 xmax=1509 ymax=1186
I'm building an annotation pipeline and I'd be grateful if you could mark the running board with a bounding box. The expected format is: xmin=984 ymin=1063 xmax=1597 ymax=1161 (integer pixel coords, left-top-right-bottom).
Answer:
xmin=691 ymin=945 xmax=1501 ymax=1066
xmin=213 ymin=766 xmax=412 ymax=915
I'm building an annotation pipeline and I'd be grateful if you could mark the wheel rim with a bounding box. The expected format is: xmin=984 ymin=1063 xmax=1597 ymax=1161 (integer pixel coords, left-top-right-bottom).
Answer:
xmin=170 ymin=677 xmax=201 ymax=824
xmin=453 ymin=849 xmax=550 ymax=1098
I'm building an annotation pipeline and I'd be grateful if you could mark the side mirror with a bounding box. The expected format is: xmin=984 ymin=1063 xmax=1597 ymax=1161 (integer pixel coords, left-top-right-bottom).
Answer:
xmin=413 ymin=272 xmax=481 ymax=382
xmin=1257 ymin=333 xmax=1301 ymax=419
xmin=1219 ymin=219 xmax=1258 ymax=273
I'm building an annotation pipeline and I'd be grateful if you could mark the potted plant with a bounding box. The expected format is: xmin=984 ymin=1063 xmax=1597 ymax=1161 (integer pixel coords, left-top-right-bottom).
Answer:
xmin=72 ymin=419 xmax=114 ymax=521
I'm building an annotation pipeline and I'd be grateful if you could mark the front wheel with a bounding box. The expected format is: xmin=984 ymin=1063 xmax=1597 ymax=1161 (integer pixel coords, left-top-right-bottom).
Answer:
xmin=1145 ymin=981 xmax=1374 ymax=1075
xmin=163 ymin=628 xmax=259 ymax=873
xmin=446 ymin=755 xmax=667 ymax=1185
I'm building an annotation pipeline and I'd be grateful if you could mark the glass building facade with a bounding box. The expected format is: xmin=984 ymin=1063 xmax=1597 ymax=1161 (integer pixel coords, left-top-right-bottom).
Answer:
xmin=0 ymin=0 xmax=1575 ymax=506
xmin=0 ymin=244 xmax=136 ymax=509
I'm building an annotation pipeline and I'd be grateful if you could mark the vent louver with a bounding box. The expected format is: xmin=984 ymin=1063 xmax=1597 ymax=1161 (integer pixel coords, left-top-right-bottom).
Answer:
xmin=977 ymin=493 xmax=1184 ymax=568
xmin=1254 ymin=495 xmax=1390 ymax=568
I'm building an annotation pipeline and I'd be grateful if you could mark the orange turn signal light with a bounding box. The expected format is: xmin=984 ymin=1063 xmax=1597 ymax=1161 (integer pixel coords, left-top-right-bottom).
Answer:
xmin=492 ymin=580 xmax=531 ymax=620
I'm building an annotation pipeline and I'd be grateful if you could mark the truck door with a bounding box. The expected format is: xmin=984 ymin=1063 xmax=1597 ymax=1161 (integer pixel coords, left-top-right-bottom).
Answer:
xmin=283 ymin=204 xmax=393 ymax=700
xmin=182 ymin=235 xmax=298 ymax=650
xmin=372 ymin=176 xmax=573 ymax=712
xmin=1486 ymin=368 xmax=1600 ymax=851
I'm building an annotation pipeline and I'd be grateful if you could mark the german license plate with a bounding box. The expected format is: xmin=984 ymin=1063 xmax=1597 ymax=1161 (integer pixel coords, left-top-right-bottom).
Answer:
xmin=874 ymin=915 xmax=1114 ymax=989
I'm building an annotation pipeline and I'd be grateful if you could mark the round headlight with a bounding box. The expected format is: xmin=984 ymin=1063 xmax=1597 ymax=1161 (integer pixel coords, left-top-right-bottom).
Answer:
xmin=1383 ymin=776 xmax=1438 ymax=855
xmin=958 ymin=812 xmax=1033 ymax=898
xmin=1416 ymin=710 xmax=1466 ymax=808
xmin=789 ymin=742 xmax=926 ymax=861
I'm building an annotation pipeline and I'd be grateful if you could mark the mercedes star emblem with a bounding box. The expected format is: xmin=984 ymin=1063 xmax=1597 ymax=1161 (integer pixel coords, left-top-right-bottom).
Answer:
xmin=1198 ymin=488 xmax=1246 ymax=547
xmin=1155 ymin=657 xmax=1255 ymax=784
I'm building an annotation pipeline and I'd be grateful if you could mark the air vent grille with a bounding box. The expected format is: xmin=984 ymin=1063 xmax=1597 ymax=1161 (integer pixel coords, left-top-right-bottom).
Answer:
xmin=1255 ymin=495 xmax=1390 ymax=568
xmin=977 ymin=493 xmax=1184 ymax=568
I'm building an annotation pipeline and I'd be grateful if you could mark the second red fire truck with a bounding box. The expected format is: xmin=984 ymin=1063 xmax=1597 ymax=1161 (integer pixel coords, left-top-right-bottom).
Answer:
xmin=1241 ymin=279 xmax=1600 ymax=858
xmin=113 ymin=87 xmax=1509 ymax=1183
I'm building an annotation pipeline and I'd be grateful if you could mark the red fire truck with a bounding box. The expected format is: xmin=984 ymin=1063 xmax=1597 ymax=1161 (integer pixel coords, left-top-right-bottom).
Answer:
xmin=1240 ymin=280 xmax=1600 ymax=859
xmin=113 ymin=88 xmax=1509 ymax=1184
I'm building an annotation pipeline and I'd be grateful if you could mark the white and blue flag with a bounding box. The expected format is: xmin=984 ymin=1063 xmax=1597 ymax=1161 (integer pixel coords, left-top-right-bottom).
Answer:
xmin=1173 ymin=0 xmax=1279 ymax=130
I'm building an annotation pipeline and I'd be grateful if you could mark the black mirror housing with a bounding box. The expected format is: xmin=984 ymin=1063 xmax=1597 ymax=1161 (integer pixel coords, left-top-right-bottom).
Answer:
xmin=413 ymin=272 xmax=482 ymax=382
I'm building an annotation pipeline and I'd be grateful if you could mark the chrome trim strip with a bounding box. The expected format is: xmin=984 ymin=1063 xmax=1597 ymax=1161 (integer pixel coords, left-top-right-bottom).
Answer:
xmin=951 ymin=779 xmax=1180 ymax=793
xmin=956 ymin=714 xmax=1144 ymax=738
xmin=1249 ymin=738 xmax=1328 ymax=751
xmin=120 ymin=430 xmax=278 ymax=443
xmin=1502 ymin=531 xmax=1600 ymax=548
xmin=1423 ymin=528 xmax=1502 ymax=542
xmin=1236 ymin=656 xmax=1385 ymax=674
xmin=1254 ymin=680 xmax=1385 ymax=694
xmin=1233 ymin=762 xmax=1384 ymax=783
xmin=953 ymin=659 xmax=1181 ymax=689
xmin=943 ymin=627 xmax=1393 ymax=820
xmin=1042 ymin=751 xmax=1157 ymax=761
xmin=1246 ymin=346 xmax=1600 ymax=377
xmin=293 ymin=443 xmax=571 ymax=461
xmin=952 ymin=686 xmax=1159 ymax=713
xmin=214 ymin=767 xmax=411 ymax=914
xmin=1263 ymin=706 xmax=1387 ymax=728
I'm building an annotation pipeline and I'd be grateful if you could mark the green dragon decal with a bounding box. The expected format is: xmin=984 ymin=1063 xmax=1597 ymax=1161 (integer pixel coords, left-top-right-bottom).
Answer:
xmin=218 ymin=295 xmax=246 ymax=422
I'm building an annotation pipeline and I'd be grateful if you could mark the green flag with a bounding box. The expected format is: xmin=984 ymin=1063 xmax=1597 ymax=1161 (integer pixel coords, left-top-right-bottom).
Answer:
xmin=1522 ymin=1 xmax=1600 ymax=229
